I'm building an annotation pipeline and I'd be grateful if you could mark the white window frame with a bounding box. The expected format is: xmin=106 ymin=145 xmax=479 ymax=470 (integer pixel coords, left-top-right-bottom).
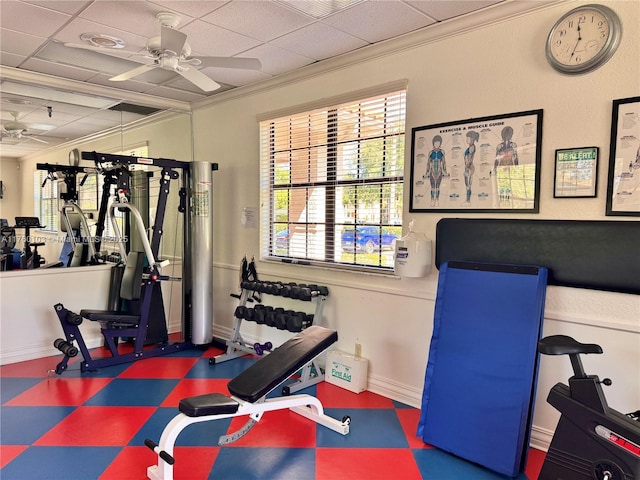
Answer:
xmin=259 ymin=82 xmax=407 ymax=273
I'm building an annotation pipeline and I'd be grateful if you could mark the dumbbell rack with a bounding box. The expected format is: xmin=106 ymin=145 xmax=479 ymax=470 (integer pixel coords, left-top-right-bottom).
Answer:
xmin=211 ymin=280 xmax=329 ymax=395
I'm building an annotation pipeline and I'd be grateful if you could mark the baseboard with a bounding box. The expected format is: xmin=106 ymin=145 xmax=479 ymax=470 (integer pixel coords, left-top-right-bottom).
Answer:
xmin=0 ymin=336 xmax=103 ymax=366
xmin=529 ymin=425 xmax=552 ymax=452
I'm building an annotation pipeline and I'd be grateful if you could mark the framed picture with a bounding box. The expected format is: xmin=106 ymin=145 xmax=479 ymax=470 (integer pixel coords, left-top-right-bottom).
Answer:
xmin=553 ymin=147 xmax=599 ymax=198
xmin=409 ymin=109 xmax=543 ymax=213
xmin=606 ymin=96 xmax=640 ymax=216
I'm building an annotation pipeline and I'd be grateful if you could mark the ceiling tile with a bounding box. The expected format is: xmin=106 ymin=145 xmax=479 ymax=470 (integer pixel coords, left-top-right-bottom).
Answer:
xmin=180 ymin=19 xmax=262 ymax=57
xmin=322 ymin=1 xmax=435 ymax=43
xmin=143 ymin=84 xmax=206 ymax=102
xmin=77 ymin=1 xmax=183 ymax=39
xmin=0 ymin=51 xmax=26 ymax=67
xmin=53 ymin=17 xmax=150 ymax=53
xmin=149 ymin=0 xmax=225 ymax=18
xmin=0 ymin=1 xmax=71 ymax=37
xmin=202 ymin=1 xmax=313 ymax=42
xmin=0 ymin=28 xmax=48 ymax=56
xmin=21 ymin=1 xmax=92 ymax=16
xmin=406 ymin=0 xmax=503 ymax=21
xmin=270 ymin=22 xmax=367 ymax=61
xmin=21 ymin=57 xmax=98 ymax=82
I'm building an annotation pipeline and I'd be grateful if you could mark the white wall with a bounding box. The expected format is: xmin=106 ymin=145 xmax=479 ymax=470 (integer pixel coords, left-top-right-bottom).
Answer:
xmin=191 ymin=0 xmax=639 ymax=450
xmin=1 ymin=0 xmax=638 ymax=452
xmin=0 ymin=157 xmax=22 ymax=223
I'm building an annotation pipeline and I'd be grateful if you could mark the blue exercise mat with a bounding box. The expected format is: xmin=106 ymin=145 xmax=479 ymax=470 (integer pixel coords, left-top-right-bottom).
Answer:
xmin=417 ymin=261 xmax=548 ymax=477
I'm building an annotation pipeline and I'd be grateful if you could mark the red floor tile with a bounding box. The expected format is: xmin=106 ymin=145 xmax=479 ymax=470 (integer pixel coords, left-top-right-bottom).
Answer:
xmin=98 ymin=445 xmax=219 ymax=480
xmin=316 ymin=448 xmax=423 ymax=480
xmin=395 ymin=408 xmax=432 ymax=449
xmin=34 ymin=406 xmax=157 ymax=446
xmin=524 ymin=448 xmax=546 ymax=480
xmin=316 ymin=382 xmax=395 ymax=409
xmin=0 ymin=356 xmax=67 ymax=377
xmin=160 ymin=379 xmax=231 ymax=407
xmin=0 ymin=445 xmax=28 ymax=468
xmin=118 ymin=357 xmax=200 ymax=379
xmin=4 ymin=377 xmax=112 ymax=406
xmin=226 ymin=408 xmax=317 ymax=448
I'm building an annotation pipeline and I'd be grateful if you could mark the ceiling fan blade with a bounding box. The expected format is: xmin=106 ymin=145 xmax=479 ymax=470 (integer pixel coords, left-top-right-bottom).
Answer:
xmin=110 ymin=64 xmax=157 ymax=82
xmin=161 ymin=26 xmax=187 ymax=55
xmin=190 ymin=56 xmax=262 ymax=70
xmin=177 ymin=67 xmax=221 ymax=92
xmin=64 ymin=42 xmax=145 ymax=57
xmin=26 ymin=136 xmax=49 ymax=144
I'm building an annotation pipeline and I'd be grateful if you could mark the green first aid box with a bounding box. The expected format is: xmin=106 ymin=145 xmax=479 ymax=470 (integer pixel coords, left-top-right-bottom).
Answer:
xmin=326 ymin=350 xmax=368 ymax=393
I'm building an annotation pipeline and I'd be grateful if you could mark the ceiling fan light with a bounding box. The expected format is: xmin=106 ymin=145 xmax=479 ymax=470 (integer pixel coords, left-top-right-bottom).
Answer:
xmin=80 ymin=33 xmax=126 ymax=49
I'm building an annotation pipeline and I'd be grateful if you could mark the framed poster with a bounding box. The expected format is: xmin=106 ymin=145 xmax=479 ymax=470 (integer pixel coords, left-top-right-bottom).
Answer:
xmin=410 ymin=110 xmax=543 ymax=213
xmin=606 ymin=96 xmax=640 ymax=216
xmin=553 ymin=147 xmax=599 ymax=198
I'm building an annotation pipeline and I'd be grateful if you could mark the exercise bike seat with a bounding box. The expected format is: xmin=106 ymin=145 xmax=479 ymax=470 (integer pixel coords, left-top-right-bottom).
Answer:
xmin=538 ymin=335 xmax=602 ymax=356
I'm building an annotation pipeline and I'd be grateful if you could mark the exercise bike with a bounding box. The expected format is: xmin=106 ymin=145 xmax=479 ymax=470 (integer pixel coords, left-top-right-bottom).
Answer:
xmin=538 ymin=335 xmax=640 ymax=480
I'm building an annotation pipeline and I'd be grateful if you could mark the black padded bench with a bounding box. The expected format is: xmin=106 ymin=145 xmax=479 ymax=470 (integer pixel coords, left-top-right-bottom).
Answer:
xmin=147 ymin=326 xmax=349 ymax=480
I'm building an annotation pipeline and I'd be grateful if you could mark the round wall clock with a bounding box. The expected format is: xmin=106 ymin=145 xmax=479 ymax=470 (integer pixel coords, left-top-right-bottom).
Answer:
xmin=546 ymin=4 xmax=622 ymax=75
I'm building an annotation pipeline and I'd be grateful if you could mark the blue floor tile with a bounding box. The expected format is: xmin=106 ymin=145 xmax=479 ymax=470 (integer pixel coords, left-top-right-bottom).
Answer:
xmin=413 ymin=448 xmax=530 ymax=479
xmin=209 ymin=447 xmax=315 ymax=480
xmin=83 ymin=378 xmax=179 ymax=406
xmin=316 ymin=408 xmax=408 ymax=448
xmin=0 ymin=446 xmax=120 ymax=480
xmin=188 ymin=357 xmax=257 ymax=378
xmin=130 ymin=406 xmax=233 ymax=447
xmin=1 ymin=378 xmax=42 ymax=404
xmin=1 ymin=406 xmax=76 ymax=444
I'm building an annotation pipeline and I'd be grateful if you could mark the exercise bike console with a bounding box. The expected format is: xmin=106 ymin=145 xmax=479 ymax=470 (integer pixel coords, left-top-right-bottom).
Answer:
xmin=538 ymin=335 xmax=640 ymax=480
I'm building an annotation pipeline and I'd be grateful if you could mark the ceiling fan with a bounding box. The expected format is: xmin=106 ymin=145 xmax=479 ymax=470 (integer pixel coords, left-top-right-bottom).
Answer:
xmin=1 ymin=112 xmax=48 ymax=144
xmin=64 ymin=12 xmax=262 ymax=92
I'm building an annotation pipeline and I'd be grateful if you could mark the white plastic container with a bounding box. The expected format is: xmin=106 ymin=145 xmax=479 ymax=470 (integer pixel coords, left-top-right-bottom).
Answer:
xmin=326 ymin=350 xmax=368 ymax=394
xmin=394 ymin=220 xmax=431 ymax=277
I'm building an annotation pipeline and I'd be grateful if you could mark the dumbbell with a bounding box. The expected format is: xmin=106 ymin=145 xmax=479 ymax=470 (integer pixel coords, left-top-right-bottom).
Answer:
xmin=234 ymin=305 xmax=248 ymax=319
xmin=279 ymin=283 xmax=297 ymax=298
xmin=54 ymin=338 xmax=78 ymax=357
xmin=254 ymin=305 xmax=272 ymax=324
xmin=266 ymin=307 xmax=284 ymax=327
xmin=286 ymin=312 xmax=314 ymax=332
xmin=253 ymin=342 xmax=273 ymax=356
xmin=243 ymin=307 xmax=256 ymax=322
xmin=274 ymin=310 xmax=295 ymax=330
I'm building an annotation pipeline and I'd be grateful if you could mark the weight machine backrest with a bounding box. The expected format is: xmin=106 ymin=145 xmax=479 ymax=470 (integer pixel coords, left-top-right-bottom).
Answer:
xmin=120 ymin=251 xmax=145 ymax=301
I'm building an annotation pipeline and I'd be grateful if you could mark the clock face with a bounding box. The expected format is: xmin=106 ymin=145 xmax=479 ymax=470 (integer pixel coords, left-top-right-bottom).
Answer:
xmin=546 ymin=5 xmax=622 ymax=74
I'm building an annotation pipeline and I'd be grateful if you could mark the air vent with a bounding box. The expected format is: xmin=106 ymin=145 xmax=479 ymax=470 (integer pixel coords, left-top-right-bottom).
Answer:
xmin=108 ymin=103 xmax=162 ymax=116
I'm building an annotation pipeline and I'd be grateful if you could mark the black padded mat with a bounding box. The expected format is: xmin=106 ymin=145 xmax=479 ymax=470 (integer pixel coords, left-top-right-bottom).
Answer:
xmin=436 ymin=218 xmax=639 ymax=294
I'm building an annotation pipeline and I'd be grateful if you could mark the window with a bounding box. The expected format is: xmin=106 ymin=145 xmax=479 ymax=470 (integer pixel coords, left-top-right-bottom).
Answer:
xmin=260 ymin=86 xmax=406 ymax=272
xmin=33 ymin=171 xmax=58 ymax=231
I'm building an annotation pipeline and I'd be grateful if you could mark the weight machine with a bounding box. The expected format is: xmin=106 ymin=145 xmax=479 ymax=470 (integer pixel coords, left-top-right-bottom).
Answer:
xmin=52 ymin=151 xmax=218 ymax=373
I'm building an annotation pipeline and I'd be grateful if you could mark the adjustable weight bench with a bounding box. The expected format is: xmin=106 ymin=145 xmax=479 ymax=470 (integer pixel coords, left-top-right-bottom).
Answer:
xmin=146 ymin=325 xmax=351 ymax=480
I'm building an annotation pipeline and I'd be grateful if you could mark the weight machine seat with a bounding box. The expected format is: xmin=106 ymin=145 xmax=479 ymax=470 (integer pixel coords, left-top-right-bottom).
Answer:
xmin=179 ymin=326 xmax=338 ymax=417
xmin=80 ymin=251 xmax=145 ymax=327
xmin=538 ymin=335 xmax=603 ymax=356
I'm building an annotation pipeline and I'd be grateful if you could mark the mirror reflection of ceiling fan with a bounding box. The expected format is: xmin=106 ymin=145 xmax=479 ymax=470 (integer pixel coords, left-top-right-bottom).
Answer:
xmin=64 ymin=12 xmax=262 ymax=92
xmin=1 ymin=112 xmax=48 ymax=144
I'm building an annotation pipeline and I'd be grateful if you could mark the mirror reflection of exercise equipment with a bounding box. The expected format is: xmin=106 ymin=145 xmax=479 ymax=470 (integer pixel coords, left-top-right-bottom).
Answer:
xmin=538 ymin=335 xmax=640 ymax=480
xmin=0 ymin=216 xmax=62 ymax=270
xmin=52 ymin=152 xmax=218 ymax=374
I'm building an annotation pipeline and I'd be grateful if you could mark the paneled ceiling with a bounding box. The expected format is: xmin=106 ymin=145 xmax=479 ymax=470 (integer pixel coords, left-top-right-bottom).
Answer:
xmin=1 ymin=0 xmax=557 ymax=158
